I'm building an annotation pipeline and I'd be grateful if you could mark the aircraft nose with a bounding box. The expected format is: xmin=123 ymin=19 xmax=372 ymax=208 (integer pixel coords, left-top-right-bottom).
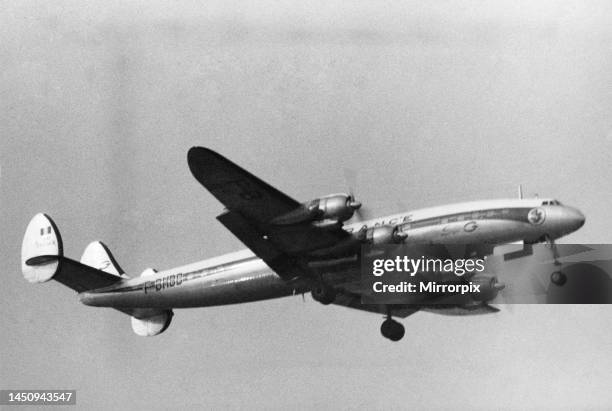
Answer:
xmin=564 ymin=207 xmax=585 ymax=230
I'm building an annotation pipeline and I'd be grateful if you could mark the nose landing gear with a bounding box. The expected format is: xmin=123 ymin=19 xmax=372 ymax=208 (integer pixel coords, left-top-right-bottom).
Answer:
xmin=381 ymin=307 xmax=405 ymax=341
xmin=550 ymin=271 xmax=567 ymax=286
xmin=544 ymin=235 xmax=567 ymax=286
xmin=544 ymin=235 xmax=561 ymax=266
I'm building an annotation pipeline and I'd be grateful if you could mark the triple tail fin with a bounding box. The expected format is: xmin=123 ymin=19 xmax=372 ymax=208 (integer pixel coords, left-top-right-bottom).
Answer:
xmin=21 ymin=214 xmax=124 ymax=292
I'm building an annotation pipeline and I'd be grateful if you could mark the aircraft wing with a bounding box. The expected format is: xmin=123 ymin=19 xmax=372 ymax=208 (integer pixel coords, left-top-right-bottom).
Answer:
xmin=188 ymin=147 xmax=301 ymax=222
xmin=188 ymin=147 xmax=352 ymax=277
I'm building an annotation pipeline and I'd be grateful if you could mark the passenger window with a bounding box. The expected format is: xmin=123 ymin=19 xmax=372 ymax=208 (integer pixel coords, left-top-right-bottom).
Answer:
xmin=412 ymin=220 xmax=428 ymax=229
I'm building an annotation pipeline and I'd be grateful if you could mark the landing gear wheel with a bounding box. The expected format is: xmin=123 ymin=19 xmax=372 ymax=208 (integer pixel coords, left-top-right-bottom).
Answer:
xmin=381 ymin=319 xmax=405 ymax=341
xmin=551 ymin=271 xmax=567 ymax=286
xmin=311 ymin=285 xmax=337 ymax=305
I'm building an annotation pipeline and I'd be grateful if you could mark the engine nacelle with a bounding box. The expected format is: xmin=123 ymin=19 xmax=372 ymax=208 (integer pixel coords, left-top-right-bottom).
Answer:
xmin=131 ymin=311 xmax=173 ymax=337
xmin=358 ymin=225 xmax=408 ymax=245
xmin=271 ymin=193 xmax=361 ymax=226
xmin=308 ymin=193 xmax=361 ymax=223
xmin=470 ymin=274 xmax=505 ymax=302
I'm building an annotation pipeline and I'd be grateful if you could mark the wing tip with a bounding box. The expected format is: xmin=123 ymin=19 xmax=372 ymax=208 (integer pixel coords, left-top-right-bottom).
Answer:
xmin=187 ymin=146 xmax=217 ymax=161
xmin=187 ymin=146 xmax=224 ymax=175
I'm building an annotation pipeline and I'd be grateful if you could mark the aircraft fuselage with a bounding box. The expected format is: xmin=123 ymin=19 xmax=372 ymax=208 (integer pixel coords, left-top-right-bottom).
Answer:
xmin=79 ymin=198 xmax=585 ymax=309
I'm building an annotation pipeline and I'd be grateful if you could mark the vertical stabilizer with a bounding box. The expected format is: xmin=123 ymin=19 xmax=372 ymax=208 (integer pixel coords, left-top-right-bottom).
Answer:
xmin=21 ymin=213 xmax=62 ymax=283
xmin=81 ymin=241 xmax=125 ymax=277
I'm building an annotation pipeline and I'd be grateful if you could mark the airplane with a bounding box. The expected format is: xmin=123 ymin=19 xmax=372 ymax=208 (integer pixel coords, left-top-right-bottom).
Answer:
xmin=21 ymin=147 xmax=586 ymax=341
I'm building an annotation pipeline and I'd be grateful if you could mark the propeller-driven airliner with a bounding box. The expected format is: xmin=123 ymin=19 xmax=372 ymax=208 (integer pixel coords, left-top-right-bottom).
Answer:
xmin=21 ymin=147 xmax=585 ymax=340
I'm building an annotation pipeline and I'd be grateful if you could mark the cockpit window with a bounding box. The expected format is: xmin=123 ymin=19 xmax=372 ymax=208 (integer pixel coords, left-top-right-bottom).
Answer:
xmin=542 ymin=200 xmax=562 ymax=206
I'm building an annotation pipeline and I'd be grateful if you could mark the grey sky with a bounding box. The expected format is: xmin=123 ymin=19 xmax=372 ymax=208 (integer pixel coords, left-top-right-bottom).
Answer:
xmin=2 ymin=1 xmax=612 ymax=409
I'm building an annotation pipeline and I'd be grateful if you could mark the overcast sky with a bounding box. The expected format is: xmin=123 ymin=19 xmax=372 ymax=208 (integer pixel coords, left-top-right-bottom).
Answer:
xmin=2 ymin=1 xmax=612 ymax=409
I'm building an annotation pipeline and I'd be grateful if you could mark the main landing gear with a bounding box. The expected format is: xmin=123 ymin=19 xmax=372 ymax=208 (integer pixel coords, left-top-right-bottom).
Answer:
xmin=381 ymin=307 xmax=405 ymax=341
xmin=311 ymin=284 xmax=337 ymax=305
xmin=311 ymin=286 xmax=405 ymax=340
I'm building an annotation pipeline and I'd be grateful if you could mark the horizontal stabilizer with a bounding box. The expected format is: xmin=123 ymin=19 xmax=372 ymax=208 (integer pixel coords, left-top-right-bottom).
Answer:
xmin=53 ymin=259 xmax=123 ymax=292
xmin=22 ymin=214 xmax=123 ymax=292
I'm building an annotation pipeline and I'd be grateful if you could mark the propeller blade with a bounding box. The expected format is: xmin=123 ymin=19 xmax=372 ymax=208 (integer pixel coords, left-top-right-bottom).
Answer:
xmin=343 ymin=168 xmax=365 ymax=221
xmin=343 ymin=168 xmax=358 ymax=199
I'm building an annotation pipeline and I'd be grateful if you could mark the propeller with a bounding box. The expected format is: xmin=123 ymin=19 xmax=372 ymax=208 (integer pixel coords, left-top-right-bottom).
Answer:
xmin=343 ymin=168 xmax=366 ymax=221
xmin=484 ymin=277 xmax=513 ymax=314
xmin=347 ymin=195 xmax=362 ymax=212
